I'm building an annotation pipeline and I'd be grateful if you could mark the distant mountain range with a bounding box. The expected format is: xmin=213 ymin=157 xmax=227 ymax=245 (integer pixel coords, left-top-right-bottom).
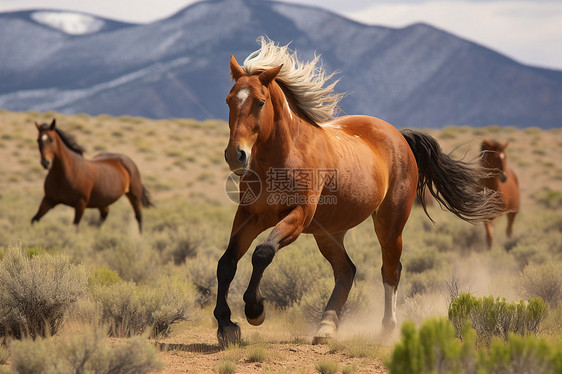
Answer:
xmin=1 ymin=0 xmax=561 ymax=128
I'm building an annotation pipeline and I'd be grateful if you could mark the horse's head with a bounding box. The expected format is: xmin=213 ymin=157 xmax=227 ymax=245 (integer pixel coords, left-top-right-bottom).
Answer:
xmin=224 ymin=55 xmax=282 ymax=175
xmin=481 ymin=139 xmax=509 ymax=182
xmin=35 ymin=119 xmax=57 ymax=170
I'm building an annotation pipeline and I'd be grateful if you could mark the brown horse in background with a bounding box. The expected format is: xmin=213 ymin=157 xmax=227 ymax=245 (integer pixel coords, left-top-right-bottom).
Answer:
xmin=480 ymin=140 xmax=519 ymax=248
xmin=32 ymin=119 xmax=152 ymax=232
xmin=214 ymin=37 xmax=501 ymax=346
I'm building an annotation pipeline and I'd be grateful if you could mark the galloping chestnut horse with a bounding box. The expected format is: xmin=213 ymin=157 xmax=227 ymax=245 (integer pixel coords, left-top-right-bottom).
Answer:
xmin=32 ymin=119 xmax=152 ymax=232
xmin=479 ymin=140 xmax=519 ymax=248
xmin=214 ymin=37 xmax=500 ymax=346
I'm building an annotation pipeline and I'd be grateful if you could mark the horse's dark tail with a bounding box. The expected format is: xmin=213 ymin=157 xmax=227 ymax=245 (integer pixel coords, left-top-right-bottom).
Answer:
xmin=401 ymin=129 xmax=501 ymax=224
xmin=141 ymin=185 xmax=153 ymax=208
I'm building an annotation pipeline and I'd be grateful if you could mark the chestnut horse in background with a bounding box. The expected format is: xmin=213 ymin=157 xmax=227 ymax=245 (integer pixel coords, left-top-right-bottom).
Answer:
xmin=480 ymin=140 xmax=519 ymax=248
xmin=32 ymin=119 xmax=152 ymax=232
xmin=214 ymin=37 xmax=501 ymax=347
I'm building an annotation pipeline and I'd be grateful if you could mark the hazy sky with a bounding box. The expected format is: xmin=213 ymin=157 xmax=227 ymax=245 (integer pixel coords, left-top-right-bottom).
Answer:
xmin=1 ymin=0 xmax=561 ymax=70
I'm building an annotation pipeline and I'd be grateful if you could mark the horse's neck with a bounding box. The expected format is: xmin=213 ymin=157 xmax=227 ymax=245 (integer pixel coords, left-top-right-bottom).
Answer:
xmin=52 ymin=137 xmax=83 ymax=174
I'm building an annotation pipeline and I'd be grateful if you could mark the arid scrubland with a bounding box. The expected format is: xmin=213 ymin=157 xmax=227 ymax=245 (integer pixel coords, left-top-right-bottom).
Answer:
xmin=0 ymin=110 xmax=561 ymax=373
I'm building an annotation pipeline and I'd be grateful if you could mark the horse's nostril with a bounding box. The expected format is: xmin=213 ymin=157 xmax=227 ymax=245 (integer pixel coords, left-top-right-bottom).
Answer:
xmin=237 ymin=149 xmax=247 ymax=163
xmin=224 ymin=149 xmax=230 ymax=163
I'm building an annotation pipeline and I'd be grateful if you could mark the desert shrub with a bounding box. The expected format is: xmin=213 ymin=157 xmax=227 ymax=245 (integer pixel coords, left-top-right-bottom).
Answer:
xmin=386 ymin=318 xmax=475 ymax=374
xmin=260 ymin=248 xmax=327 ymax=309
xmin=299 ymin=278 xmax=367 ymax=324
xmin=102 ymin=242 xmax=160 ymax=283
xmin=9 ymin=330 xmax=163 ymax=374
xmin=88 ymin=265 xmax=122 ymax=287
xmin=533 ymin=187 xmax=562 ymax=210
xmin=315 ymin=359 xmax=339 ymax=374
xmin=188 ymin=258 xmax=217 ymax=307
xmin=448 ymin=293 xmax=549 ymax=347
xmin=217 ymin=359 xmax=236 ymax=374
xmin=0 ymin=247 xmax=88 ymax=339
xmin=91 ymin=278 xmax=195 ymax=337
xmin=245 ymin=344 xmax=267 ymax=363
xmin=479 ymin=334 xmax=562 ymax=374
xmin=387 ymin=318 xmax=562 ymax=374
xmin=518 ymin=262 xmax=562 ymax=308
xmin=403 ymin=246 xmax=439 ymax=274
xmin=541 ymin=301 xmax=562 ymax=336
xmin=155 ymin=228 xmax=199 ymax=265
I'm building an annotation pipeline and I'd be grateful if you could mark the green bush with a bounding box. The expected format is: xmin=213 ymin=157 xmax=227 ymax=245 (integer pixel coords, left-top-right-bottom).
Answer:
xmin=9 ymin=329 xmax=163 ymax=374
xmin=387 ymin=318 xmax=562 ymax=374
xmin=91 ymin=278 xmax=195 ymax=337
xmin=0 ymin=247 xmax=88 ymax=339
xmin=448 ymin=293 xmax=549 ymax=347
xmin=479 ymin=334 xmax=562 ymax=374
xmin=386 ymin=319 xmax=475 ymax=374
xmin=88 ymin=265 xmax=122 ymax=287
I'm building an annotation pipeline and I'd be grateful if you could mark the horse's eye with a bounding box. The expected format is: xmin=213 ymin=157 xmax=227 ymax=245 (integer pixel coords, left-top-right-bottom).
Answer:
xmin=258 ymin=100 xmax=265 ymax=109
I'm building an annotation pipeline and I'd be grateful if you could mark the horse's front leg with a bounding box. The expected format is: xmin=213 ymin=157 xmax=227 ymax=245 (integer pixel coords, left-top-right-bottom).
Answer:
xmin=243 ymin=204 xmax=315 ymax=326
xmin=31 ymin=196 xmax=57 ymax=224
xmin=73 ymin=200 xmax=87 ymax=227
xmin=214 ymin=208 xmax=264 ymax=347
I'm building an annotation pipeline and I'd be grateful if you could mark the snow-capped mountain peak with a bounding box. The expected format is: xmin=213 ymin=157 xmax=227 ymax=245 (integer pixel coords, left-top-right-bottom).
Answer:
xmin=31 ymin=11 xmax=104 ymax=35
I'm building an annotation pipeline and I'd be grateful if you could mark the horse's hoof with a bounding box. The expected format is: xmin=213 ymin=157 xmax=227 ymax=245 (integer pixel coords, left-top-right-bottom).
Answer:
xmin=246 ymin=309 xmax=265 ymax=326
xmin=312 ymin=335 xmax=333 ymax=345
xmin=312 ymin=320 xmax=337 ymax=345
xmin=245 ymin=302 xmax=265 ymax=326
xmin=382 ymin=318 xmax=397 ymax=335
xmin=217 ymin=322 xmax=241 ymax=348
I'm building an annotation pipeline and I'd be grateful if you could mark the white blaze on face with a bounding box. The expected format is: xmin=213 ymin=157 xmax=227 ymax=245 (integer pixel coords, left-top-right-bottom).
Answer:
xmin=499 ymin=152 xmax=505 ymax=160
xmin=236 ymin=88 xmax=250 ymax=109
xmin=41 ymin=134 xmax=48 ymax=142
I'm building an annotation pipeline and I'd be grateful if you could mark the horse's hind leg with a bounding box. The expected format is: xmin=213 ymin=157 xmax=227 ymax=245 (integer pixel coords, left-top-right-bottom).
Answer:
xmin=312 ymin=232 xmax=355 ymax=344
xmin=126 ymin=193 xmax=143 ymax=232
xmin=373 ymin=200 xmax=411 ymax=332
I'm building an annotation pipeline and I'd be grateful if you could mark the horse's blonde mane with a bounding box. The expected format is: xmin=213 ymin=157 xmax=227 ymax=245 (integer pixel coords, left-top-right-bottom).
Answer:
xmin=243 ymin=36 xmax=344 ymax=123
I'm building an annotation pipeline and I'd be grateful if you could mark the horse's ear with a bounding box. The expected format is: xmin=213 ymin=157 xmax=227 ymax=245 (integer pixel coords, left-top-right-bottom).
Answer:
xmin=259 ymin=65 xmax=282 ymax=86
xmin=482 ymin=139 xmax=493 ymax=148
xmin=34 ymin=121 xmax=40 ymax=130
xmin=502 ymin=141 xmax=509 ymax=149
xmin=230 ymin=55 xmax=246 ymax=81
xmin=49 ymin=118 xmax=56 ymax=130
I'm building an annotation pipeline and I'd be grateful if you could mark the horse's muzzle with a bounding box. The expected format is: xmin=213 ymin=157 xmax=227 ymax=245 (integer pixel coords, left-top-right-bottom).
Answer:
xmin=41 ymin=159 xmax=51 ymax=169
xmin=225 ymin=145 xmax=250 ymax=175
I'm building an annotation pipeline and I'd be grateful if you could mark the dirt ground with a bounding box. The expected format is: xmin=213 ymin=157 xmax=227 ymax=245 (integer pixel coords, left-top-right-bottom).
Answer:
xmin=152 ymin=320 xmax=389 ymax=373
